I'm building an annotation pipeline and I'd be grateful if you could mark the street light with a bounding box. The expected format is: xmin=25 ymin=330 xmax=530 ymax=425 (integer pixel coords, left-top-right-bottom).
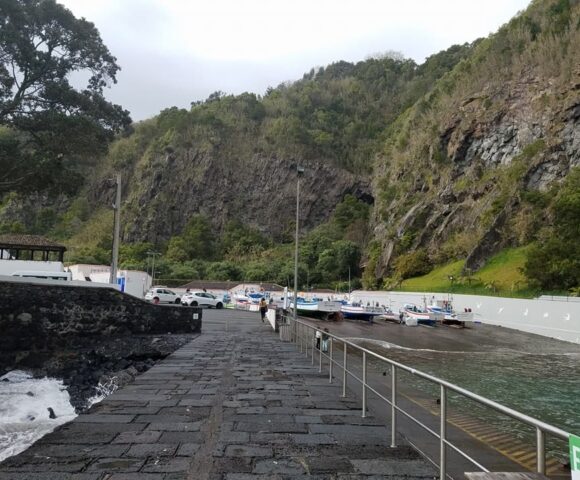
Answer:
xmin=109 ymin=173 xmax=122 ymax=285
xmin=293 ymin=165 xmax=305 ymax=322
xmin=147 ymin=251 xmax=161 ymax=288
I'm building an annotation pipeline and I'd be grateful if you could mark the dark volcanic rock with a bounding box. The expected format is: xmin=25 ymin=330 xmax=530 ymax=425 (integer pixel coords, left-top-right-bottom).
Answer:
xmin=0 ymin=281 xmax=201 ymax=410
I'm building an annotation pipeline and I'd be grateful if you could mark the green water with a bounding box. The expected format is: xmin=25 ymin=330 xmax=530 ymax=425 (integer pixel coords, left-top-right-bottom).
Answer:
xmin=360 ymin=341 xmax=580 ymax=461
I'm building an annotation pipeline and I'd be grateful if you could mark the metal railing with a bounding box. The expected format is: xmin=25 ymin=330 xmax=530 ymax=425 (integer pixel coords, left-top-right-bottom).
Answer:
xmin=283 ymin=314 xmax=573 ymax=479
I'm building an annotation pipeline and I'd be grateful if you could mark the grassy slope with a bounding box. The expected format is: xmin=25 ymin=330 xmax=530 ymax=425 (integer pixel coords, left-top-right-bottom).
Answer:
xmin=398 ymin=246 xmax=538 ymax=298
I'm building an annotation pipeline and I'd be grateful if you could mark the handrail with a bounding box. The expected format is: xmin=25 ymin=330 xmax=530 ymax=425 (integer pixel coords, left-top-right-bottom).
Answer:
xmin=280 ymin=313 xmax=575 ymax=478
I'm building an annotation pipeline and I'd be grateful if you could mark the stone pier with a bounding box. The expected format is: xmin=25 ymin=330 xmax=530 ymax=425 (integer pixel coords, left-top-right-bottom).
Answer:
xmin=0 ymin=310 xmax=435 ymax=479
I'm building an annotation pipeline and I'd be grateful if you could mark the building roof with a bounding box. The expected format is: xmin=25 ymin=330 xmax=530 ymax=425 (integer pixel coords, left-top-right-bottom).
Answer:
xmin=179 ymin=280 xmax=285 ymax=292
xmin=0 ymin=234 xmax=66 ymax=250
xmin=180 ymin=280 xmax=240 ymax=290
xmin=231 ymin=282 xmax=285 ymax=292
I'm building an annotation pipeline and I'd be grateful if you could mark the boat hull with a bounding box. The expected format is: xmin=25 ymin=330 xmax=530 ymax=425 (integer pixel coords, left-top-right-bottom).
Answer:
xmin=341 ymin=306 xmax=384 ymax=320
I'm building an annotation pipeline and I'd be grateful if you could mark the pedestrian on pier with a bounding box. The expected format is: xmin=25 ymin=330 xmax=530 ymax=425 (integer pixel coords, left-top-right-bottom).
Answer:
xmin=321 ymin=328 xmax=330 ymax=352
xmin=315 ymin=329 xmax=321 ymax=349
xmin=259 ymin=297 xmax=268 ymax=322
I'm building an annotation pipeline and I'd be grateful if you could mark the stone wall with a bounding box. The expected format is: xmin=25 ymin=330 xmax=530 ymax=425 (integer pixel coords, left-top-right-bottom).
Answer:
xmin=0 ymin=280 xmax=202 ymax=367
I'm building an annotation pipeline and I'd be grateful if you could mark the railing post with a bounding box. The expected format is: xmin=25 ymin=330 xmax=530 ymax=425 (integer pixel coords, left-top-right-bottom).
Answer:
xmin=362 ymin=351 xmax=367 ymax=418
xmin=311 ymin=329 xmax=315 ymax=364
xmin=318 ymin=331 xmax=322 ymax=372
xmin=342 ymin=342 xmax=347 ymax=397
xmin=328 ymin=338 xmax=333 ymax=383
xmin=391 ymin=364 xmax=397 ymax=447
xmin=440 ymin=385 xmax=447 ymax=480
xmin=536 ymin=427 xmax=546 ymax=474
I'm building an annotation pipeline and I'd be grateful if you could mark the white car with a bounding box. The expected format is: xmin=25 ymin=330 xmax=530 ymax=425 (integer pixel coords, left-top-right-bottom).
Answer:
xmin=181 ymin=291 xmax=224 ymax=309
xmin=145 ymin=287 xmax=181 ymax=304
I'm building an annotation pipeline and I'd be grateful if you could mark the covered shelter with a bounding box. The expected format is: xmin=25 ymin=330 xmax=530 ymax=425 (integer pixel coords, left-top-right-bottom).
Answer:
xmin=0 ymin=234 xmax=66 ymax=262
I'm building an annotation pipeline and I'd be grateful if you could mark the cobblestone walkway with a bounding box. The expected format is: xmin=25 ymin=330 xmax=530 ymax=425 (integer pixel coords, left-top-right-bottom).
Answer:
xmin=0 ymin=312 xmax=436 ymax=479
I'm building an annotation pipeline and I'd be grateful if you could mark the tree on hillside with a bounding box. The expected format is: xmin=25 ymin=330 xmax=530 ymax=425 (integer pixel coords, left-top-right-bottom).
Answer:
xmin=0 ymin=0 xmax=131 ymax=193
xmin=524 ymin=167 xmax=580 ymax=291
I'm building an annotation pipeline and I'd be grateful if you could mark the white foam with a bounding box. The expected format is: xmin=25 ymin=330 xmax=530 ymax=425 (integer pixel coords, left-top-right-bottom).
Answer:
xmin=0 ymin=370 xmax=77 ymax=462
xmin=86 ymin=376 xmax=120 ymax=408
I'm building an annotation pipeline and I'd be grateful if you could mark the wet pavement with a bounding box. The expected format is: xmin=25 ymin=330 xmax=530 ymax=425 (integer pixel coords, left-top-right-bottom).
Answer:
xmin=0 ymin=310 xmax=436 ymax=480
xmin=301 ymin=315 xmax=580 ymax=354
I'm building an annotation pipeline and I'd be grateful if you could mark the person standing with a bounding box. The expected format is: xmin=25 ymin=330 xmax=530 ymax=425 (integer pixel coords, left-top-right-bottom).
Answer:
xmin=315 ymin=329 xmax=321 ymax=349
xmin=259 ymin=297 xmax=268 ymax=322
xmin=321 ymin=328 xmax=330 ymax=352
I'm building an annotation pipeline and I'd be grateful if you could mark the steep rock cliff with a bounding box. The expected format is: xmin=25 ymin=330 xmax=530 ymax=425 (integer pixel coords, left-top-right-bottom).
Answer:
xmin=90 ymin=147 xmax=370 ymax=245
xmin=370 ymin=0 xmax=580 ymax=282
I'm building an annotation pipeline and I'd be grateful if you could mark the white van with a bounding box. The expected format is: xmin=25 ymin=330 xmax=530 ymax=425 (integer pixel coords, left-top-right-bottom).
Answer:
xmin=11 ymin=271 xmax=72 ymax=281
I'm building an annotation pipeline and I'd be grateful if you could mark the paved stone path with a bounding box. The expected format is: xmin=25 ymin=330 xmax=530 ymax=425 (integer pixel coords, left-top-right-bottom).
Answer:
xmin=0 ymin=312 xmax=436 ymax=479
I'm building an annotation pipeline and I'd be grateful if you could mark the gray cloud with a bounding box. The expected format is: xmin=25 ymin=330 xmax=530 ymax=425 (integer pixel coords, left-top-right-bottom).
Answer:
xmin=61 ymin=0 xmax=531 ymax=121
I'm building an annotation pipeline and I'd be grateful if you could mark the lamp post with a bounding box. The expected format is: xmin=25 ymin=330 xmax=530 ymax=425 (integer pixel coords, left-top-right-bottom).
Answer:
xmin=109 ymin=173 xmax=122 ymax=285
xmin=147 ymin=251 xmax=161 ymax=288
xmin=293 ymin=165 xmax=305 ymax=322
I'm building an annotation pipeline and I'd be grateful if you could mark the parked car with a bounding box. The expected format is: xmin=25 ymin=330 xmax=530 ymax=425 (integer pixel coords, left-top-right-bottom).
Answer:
xmin=181 ymin=291 xmax=224 ymax=308
xmin=145 ymin=287 xmax=181 ymax=304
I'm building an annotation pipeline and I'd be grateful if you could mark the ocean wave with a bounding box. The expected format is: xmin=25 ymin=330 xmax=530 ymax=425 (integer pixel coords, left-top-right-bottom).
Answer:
xmin=0 ymin=370 xmax=76 ymax=462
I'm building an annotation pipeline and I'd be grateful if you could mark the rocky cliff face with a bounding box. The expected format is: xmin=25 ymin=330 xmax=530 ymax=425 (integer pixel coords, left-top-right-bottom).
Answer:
xmin=369 ymin=2 xmax=580 ymax=282
xmin=91 ymin=150 xmax=371 ymax=244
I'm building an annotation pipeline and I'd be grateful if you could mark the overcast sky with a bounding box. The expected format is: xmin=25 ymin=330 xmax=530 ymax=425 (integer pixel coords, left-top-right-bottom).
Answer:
xmin=60 ymin=0 xmax=531 ymax=121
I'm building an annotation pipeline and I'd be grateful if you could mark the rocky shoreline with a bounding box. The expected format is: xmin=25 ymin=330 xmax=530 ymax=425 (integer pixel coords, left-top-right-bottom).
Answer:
xmin=0 ymin=334 xmax=196 ymax=412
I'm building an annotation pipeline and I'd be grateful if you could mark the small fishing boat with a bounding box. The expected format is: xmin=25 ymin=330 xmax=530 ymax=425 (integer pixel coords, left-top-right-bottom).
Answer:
xmin=291 ymin=297 xmax=342 ymax=320
xmin=341 ymin=302 xmax=385 ymax=321
xmin=400 ymin=303 xmax=437 ymax=326
xmin=427 ymin=304 xmax=456 ymax=322
xmin=426 ymin=298 xmax=469 ymax=326
xmin=375 ymin=307 xmax=399 ymax=323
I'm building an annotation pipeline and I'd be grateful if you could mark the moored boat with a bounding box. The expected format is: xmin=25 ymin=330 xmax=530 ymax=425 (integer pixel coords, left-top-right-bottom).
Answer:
xmin=400 ymin=303 xmax=437 ymax=326
xmin=341 ymin=303 xmax=385 ymax=321
xmin=291 ymin=297 xmax=342 ymax=320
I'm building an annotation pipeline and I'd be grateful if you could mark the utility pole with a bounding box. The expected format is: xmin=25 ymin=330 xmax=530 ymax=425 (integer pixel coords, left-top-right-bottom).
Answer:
xmin=148 ymin=251 xmax=160 ymax=288
xmin=109 ymin=173 xmax=121 ymax=285
xmin=348 ymin=266 xmax=351 ymax=297
xmin=293 ymin=165 xmax=304 ymax=322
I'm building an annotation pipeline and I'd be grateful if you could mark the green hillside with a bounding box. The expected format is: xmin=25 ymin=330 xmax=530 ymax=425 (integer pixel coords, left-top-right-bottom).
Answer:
xmin=0 ymin=0 xmax=578 ymax=294
xmin=399 ymin=247 xmax=535 ymax=297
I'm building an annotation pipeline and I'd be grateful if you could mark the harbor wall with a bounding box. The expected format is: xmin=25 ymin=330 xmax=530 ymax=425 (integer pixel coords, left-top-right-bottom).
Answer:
xmin=351 ymin=290 xmax=580 ymax=344
xmin=0 ymin=279 xmax=202 ymax=368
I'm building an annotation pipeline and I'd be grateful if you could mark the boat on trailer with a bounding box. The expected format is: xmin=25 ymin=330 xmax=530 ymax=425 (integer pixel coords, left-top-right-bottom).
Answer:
xmin=341 ymin=303 xmax=385 ymax=321
xmin=400 ymin=303 xmax=437 ymax=326
xmin=426 ymin=297 xmax=470 ymax=326
xmin=291 ymin=297 xmax=343 ymax=320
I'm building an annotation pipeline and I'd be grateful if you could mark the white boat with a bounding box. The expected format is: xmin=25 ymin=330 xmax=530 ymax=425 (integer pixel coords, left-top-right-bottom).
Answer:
xmin=400 ymin=303 xmax=437 ymax=326
xmin=341 ymin=303 xmax=385 ymax=320
xmin=290 ymin=297 xmax=342 ymax=319
xmin=426 ymin=298 xmax=472 ymax=325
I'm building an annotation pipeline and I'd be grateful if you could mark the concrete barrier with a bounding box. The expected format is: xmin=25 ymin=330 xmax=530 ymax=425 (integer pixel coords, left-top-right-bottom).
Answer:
xmin=351 ymin=290 xmax=580 ymax=344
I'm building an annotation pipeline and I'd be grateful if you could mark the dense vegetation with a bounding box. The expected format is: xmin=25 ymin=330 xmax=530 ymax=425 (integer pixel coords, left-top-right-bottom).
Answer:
xmin=0 ymin=0 xmax=131 ymax=196
xmin=63 ymin=194 xmax=368 ymax=289
xmin=1 ymin=0 xmax=579 ymax=296
xmin=365 ymin=0 xmax=580 ymax=295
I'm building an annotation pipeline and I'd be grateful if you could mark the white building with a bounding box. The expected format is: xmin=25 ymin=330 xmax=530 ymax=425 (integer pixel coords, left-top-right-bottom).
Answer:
xmin=68 ymin=264 xmax=152 ymax=298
